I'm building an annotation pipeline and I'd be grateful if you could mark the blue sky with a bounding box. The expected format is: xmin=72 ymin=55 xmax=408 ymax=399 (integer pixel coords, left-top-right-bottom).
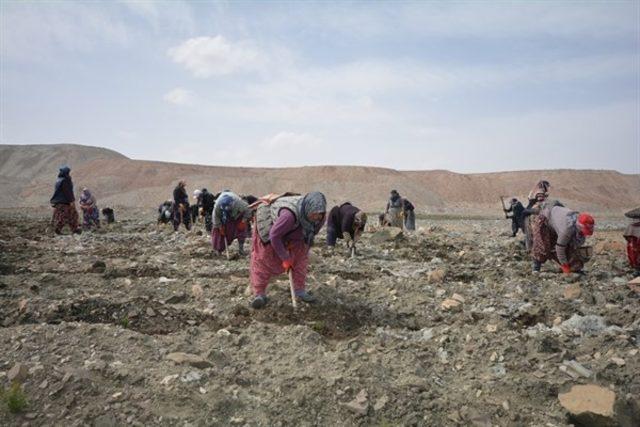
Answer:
xmin=1 ymin=1 xmax=638 ymax=173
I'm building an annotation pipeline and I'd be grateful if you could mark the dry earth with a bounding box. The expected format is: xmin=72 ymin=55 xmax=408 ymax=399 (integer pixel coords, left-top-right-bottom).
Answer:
xmin=2 ymin=144 xmax=639 ymax=214
xmin=1 ymin=209 xmax=639 ymax=426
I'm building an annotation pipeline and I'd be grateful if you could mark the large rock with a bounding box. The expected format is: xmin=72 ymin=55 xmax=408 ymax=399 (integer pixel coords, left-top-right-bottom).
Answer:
xmin=164 ymin=292 xmax=187 ymax=304
xmin=441 ymin=298 xmax=462 ymax=312
xmin=370 ymin=228 xmax=403 ymax=244
xmin=166 ymin=352 xmax=212 ymax=369
xmin=563 ymin=283 xmax=582 ymax=299
xmin=428 ymin=269 xmax=446 ymax=284
xmin=7 ymin=363 xmax=29 ymax=382
xmin=342 ymin=389 xmax=369 ymax=416
xmin=558 ymin=384 xmax=617 ymax=426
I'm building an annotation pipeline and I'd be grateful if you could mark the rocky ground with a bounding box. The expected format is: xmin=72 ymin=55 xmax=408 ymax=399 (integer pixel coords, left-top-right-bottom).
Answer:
xmin=0 ymin=209 xmax=638 ymax=426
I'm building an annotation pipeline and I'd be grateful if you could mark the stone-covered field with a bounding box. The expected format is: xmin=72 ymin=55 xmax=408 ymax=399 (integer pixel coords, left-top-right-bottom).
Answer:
xmin=1 ymin=210 xmax=638 ymax=426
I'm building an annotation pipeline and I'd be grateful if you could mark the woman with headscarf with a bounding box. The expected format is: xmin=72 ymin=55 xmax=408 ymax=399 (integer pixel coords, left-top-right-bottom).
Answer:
xmin=250 ymin=192 xmax=326 ymax=309
xmin=385 ymin=190 xmax=404 ymax=228
xmin=526 ymin=180 xmax=551 ymax=209
xmin=211 ymin=191 xmax=252 ymax=255
xmin=531 ymin=202 xmax=594 ymax=274
xmin=49 ymin=166 xmax=81 ymax=234
xmin=79 ymin=188 xmax=100 ymax=230
xmin=523 ymin=180 xmax=555 ymax=250
xmin=403 ymin=198 xmax=416 ymax=231
xmin=326 ymin=202 xmax=367 ymax=251
xmin=172 ymin=181 xmax=191 ymax=231
xmin=624 ymin=207 xmax=640 ymax=277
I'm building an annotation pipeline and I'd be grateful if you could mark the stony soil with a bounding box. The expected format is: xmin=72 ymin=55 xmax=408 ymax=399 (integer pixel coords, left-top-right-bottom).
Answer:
xmin=1 ymin=210 xmax=638 ymax=426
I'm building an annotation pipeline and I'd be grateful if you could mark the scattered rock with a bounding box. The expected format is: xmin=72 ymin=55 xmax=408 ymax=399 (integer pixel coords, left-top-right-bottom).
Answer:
xmin=89 ymin=260 xmax=107 ymax=274
xmin=164 ymin=292 xmax=187 ymax=304
xmin=191 ymin=284 xmax=204 ymax=300
xmin=166 ymin=352 xmax=212 ymax=369
xmin=373 ymin=395 xmax=389 ymax=411
xmin=181 ymin=370 xmax=203 ymax=383
xmin=560 ymin=360 xmax=593 ymax=379
xmin=428 ymin=269 xmax=446 ymax=284
xmin=441 ymin=298 xmax=462 ymax=311
xmin=563 ymin=283 xmax=582 ymax=299
xmin=160 ymin=374 xmax=179 ymax=385
xmin=560 ymin=315 xmax=618 ymax=336
xmin=609 ymin=357 xmax=626 ymax=367
xmin=342 ymin=389 xmax=369 ymax=416
xmin=451 ymin=293 xmax=465 ymax=303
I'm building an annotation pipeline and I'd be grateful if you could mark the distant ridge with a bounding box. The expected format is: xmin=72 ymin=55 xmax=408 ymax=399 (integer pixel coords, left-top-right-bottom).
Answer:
xmin=0 ymin=144 xmax=638 ymax=214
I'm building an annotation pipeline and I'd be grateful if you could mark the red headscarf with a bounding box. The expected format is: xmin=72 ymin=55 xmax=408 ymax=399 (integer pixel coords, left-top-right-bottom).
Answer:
xmin=577 ymin=213 xmax=595 ymax=236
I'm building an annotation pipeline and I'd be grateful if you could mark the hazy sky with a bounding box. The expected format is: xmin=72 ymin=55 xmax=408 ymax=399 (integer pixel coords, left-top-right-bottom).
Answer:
xmin=1 ymin=1 xmax=638 ymax=173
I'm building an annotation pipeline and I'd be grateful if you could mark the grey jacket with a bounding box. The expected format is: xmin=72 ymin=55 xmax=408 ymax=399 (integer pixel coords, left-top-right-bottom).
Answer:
xmin=541 ymin=205 xmax=585 ymax=265
xmin=212 ymin=192 xmax=251 ymax=228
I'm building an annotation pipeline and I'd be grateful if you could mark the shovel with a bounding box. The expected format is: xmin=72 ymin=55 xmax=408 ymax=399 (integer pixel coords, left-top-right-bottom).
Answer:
xmin=499 ymin=196 xmax=509 ymax=219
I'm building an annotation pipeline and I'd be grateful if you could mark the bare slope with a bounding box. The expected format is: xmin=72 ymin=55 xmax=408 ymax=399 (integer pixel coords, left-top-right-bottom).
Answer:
xmin=0 ymin=144 xmax=638 ymax=214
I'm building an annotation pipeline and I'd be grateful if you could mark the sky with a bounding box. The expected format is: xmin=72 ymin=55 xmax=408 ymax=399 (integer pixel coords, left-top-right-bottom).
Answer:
xmin=1 ymin=0 xmax=639 ymax=173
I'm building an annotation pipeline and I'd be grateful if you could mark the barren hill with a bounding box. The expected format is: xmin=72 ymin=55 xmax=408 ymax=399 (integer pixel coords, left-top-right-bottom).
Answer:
xmin=1 ymin=144 xmax=638 ymax=215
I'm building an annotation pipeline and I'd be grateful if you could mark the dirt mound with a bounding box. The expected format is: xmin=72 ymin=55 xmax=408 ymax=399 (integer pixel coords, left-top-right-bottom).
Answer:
xmin=1 ymin=144 xmax=638 ymax=214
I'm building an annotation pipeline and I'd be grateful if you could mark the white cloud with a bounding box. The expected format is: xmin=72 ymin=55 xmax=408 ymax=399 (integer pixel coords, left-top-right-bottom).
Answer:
xmin=163 ymin=88 xmax=194 ymax=106
xmin=168 ymin=35 xmax=263 ymax=77
xmin=0 ymin=2 xmax=129 ymax=62
xmin=261 ymin=132 xmax=322 ymax=150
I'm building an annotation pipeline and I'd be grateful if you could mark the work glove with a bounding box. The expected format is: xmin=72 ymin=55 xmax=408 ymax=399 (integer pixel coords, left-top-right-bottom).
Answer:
xmin=237 ymin=221 xmax=247 ymax=232
xmin=282 ymin=260 xmax=294 ymax=272
xmin=560 ymin=263 xmax=571 ymax=275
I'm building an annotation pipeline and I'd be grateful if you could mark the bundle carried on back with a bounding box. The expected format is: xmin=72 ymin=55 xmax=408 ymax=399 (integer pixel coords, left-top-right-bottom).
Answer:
xmin=251 ymin=192 xmax=301 ymax=244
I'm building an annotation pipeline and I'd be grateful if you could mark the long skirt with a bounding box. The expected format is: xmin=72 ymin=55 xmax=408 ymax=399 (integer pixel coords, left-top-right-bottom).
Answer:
xmin=173 ymin=204 xmax=191 ymax=231
xmin=82 ymin=206 xmax=100 ymax=229
xmin=524 ymin=215 xmax=535 ymax=251
xmin=625 ymin=222 xmax=640 ymax=269
xmin=204 ymin=211 xmax=213 ymax=233
xmin=211 ymin=217 xmax=247 ymax=253
xmin=250 ymin=231 xmax=309 ymax=296
xmin=52 ymin=203 xmax=79 ymax=233
xmin=387 ymin=206 xmax=403 ymax=228
xmin=404 ymin=210 xmax=416 ymax=231
xmin=531 ymin=215 xmax=583 ymax=271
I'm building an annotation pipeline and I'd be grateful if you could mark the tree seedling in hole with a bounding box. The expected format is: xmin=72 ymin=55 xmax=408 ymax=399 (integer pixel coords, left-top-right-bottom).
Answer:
xmin=120 ymin=316 xmax=130 ymax=329
xmin=2 ymin=382 xmax=28 ymax=414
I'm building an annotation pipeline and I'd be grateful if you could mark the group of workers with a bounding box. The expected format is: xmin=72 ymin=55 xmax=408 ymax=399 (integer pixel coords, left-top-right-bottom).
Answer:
xmin=49 ymin=166 xmax=113 ymax=234
xmin=502 ymin=180 xmax=639 ymax=277
xmin=50 ymin=167 xmax=640 ymax=311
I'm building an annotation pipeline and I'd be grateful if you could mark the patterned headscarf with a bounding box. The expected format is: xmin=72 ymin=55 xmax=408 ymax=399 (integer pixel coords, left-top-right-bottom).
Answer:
xmin=80 ymin=188 xmax=95 ymax=207
xmin=297 ymin=191 xmax=326 ymax=245
xmin=218 ymin=194 xmax=234 ymax=224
